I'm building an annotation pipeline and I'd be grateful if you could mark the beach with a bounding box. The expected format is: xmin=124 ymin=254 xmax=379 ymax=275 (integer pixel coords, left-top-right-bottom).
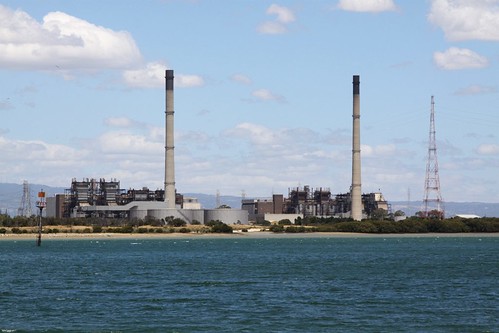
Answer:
xmin=1 ymin=230 xmax=497 ymax=240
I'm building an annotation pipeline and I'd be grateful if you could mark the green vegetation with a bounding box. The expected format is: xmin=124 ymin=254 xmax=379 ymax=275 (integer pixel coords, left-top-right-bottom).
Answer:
xmin=206 ymin=220 xmax=233 ymax=233
xmin=0 ymin=213 xmax=498 ymax=235
xmin=268 ymin=216 xmax=499 ymax=233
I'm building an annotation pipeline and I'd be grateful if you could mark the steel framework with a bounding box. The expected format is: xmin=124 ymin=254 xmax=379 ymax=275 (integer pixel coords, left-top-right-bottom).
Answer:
xmin=423 ymin=96 xmax=444 ymax=218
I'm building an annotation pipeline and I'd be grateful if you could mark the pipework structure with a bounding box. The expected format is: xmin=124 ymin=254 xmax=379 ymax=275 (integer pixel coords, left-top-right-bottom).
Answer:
xmin=164 ymin=69 xmax=176 ymax=209
xmin=351 ymin=75 xmax=362 ymax=221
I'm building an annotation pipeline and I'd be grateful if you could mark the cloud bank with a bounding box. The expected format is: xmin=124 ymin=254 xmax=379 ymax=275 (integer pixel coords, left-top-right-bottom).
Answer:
xmin=428 ymin=0 xmax=499 ymax=41
xmin=0 ymin=5 xmax=141 ymax=70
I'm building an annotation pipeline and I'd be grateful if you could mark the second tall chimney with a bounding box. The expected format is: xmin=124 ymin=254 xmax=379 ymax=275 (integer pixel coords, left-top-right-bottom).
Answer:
xmin=164 ymin=70 xmax=176 ymax=208
xmin=351 ymin=75 xmax=362 ymax=221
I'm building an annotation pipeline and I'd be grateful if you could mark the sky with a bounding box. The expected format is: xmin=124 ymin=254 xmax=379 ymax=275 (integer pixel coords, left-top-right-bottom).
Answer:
xmin=0 ymin=0 xmax=498 ymax=204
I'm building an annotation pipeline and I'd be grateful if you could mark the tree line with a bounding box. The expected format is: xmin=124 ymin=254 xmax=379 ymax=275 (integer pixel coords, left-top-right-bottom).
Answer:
xmin=267 ymin=216 xmax=499 ymax=233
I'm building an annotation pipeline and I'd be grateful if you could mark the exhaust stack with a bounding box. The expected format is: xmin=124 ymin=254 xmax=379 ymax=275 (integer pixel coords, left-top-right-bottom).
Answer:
xmin=164 ymin=70 xmax=176 ymax=208
xmin=351 ymin=75 xmax=362 ymax=221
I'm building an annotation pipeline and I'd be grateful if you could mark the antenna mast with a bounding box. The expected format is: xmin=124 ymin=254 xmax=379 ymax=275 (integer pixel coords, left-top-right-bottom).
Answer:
xmin=423 ymin=96 xmax=444 ymax=218
xmin=18 ymin=180 xmax=32 ymax=217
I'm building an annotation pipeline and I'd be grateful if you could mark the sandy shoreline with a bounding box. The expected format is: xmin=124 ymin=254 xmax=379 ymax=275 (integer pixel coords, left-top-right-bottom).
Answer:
xmin=1 ymin=231 xmax=497 ymax=241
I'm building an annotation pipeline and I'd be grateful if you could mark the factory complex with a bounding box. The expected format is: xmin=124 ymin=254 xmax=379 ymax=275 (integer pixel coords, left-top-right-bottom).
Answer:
xmin=44 ymin=71 xmax=391 ymax=225
xmin=46 ymin=178 xmax=248 ymax=225
xmin=242 ymin=187 xmax=389 ymax=223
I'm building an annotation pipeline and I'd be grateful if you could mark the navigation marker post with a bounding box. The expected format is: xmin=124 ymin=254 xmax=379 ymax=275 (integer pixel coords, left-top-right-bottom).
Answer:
xmin=36 ymin=190 xmax=46 ymax=246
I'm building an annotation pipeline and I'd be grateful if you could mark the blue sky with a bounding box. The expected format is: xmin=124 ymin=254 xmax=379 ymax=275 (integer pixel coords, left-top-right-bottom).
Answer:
xmin=1 ymin=0 xmax=498 ymax=203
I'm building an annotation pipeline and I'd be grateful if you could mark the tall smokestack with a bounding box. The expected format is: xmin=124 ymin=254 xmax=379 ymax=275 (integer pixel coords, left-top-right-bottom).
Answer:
xmin=164 ymin=70 xmax=175 ymax=208
xmin=351 ymin=75 xmax=362 ymax=221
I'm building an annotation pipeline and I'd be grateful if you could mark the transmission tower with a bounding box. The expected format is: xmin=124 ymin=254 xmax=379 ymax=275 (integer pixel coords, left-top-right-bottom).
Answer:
xmin=18 ymin=180 xmax=33 ymax=217
xmin=422 ymin=96 xmax=444 ymax=218
xmin=216 ymin=189 xmax=221 ymax=208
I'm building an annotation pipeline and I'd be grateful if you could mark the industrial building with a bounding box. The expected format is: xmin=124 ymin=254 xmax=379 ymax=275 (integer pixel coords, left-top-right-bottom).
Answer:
xmin=242 ymin=186 xmax=390 ymax=223
xmin=46 ymin=177 xmax=248 ymax=224
xmin=46 ymin=70 xmax=248 ymax=225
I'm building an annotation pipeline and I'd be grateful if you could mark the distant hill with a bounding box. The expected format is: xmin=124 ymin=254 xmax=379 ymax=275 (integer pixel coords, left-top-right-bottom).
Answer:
xmin=2 ymin=183 xmax=498 ymax=217
xmin=389 ymin=201 xmax=499 ymax=218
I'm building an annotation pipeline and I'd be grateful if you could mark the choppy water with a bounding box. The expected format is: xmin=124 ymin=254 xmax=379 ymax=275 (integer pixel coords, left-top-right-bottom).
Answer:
xmin=0 ymin=235 xmax=497 ymax=332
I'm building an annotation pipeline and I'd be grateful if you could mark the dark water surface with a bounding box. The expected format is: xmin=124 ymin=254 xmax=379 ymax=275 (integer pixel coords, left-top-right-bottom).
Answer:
xmin=0 ymin=236 xmax=497 ymax=332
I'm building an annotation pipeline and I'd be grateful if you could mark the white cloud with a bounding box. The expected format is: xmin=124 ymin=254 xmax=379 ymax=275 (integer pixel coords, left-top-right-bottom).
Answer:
xmin=230 ymin=74 xmax=252 ymax=85
xmin=455 ymin=84 xmax=497 ymax=95
xmin=266 ymin=4 xmax=296 ymax=23
xmin=433 ymin=47 xmax=489 ymax=70
xmin=257 ymin=21 xmax=287 ymax=34
xmin=0 ymin=5 xmax=141 ymax=70
xmin=0 ymin=136 xmax=91 ymax=186
xmin=104 ymin=117 xmax=135 ymax=128
xmin=428 ymin=0 xmax=499 ymax=41
xmin=337 ymin=0 xmax=397 ymax=12
xmin=225 ymin=123 xmax=277 ymax=145
xmin=97 ymin=131 xmax=163 ymax=155
xmin=251 ymin=89 xmax=286 ymax=103
xmin=258 ymin=4 xmax=295 ymax=35
xmin=177 ymin=74 xmax=205 ymax=88
xmin=122 ymin=62 xmax=165 ymax=88
xmin=477 ymin=144 xmax=499 ymax=155
xmin=123 ymin=62 xmax=205 ymax=88
xmin=362 ymin=144 xmax=397 ymax=157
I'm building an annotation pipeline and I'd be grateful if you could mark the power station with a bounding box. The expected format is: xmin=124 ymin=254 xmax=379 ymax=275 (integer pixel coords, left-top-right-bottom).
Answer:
xmin=48 ymin=70 xmax=248 ymax=225
xmin=46 ymin=72 xmax=388 ymax=223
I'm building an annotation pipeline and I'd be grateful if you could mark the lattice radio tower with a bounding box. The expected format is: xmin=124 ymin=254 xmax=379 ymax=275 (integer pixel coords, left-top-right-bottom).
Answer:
xmin=18 ymin=180 xmax=33 ymax=217
xmin=423 ymin=96 xmax=444 ymax=218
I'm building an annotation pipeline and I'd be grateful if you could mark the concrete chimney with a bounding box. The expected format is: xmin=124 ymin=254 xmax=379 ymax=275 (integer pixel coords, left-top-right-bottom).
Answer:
xmin=351 ymin=75 xmax=362 ymax=221
xmin=164 ymin=70 xmax=176 ymax=208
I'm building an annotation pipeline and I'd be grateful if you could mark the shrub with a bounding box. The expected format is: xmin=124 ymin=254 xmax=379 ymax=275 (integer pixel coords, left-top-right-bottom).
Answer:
xmin=278 ymin=219 xmax=292 ymax=225
xmin=269 ymin=225 xmax=284 ymax=233
xmin=178 ymin=227 xmax=191 ymax=233
xmin=166 ymin=217 xmax=186 ymax=227
xmin=0 ymin=228 xmax=6 ymax=234
xmin=209 ymin=221 xmax=233 ymax=233
xmin=285 ymin=226 xmax=307 ymax=233
xmin=119 ymin=226 xmax=134 ymax=233
xmin=92 ymin=225 xmax=103 ymax=233
xmin=11 ymin=227 xmax=22 ymax=234
xmin=257 ymin=220 xmax=271 ymax=226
